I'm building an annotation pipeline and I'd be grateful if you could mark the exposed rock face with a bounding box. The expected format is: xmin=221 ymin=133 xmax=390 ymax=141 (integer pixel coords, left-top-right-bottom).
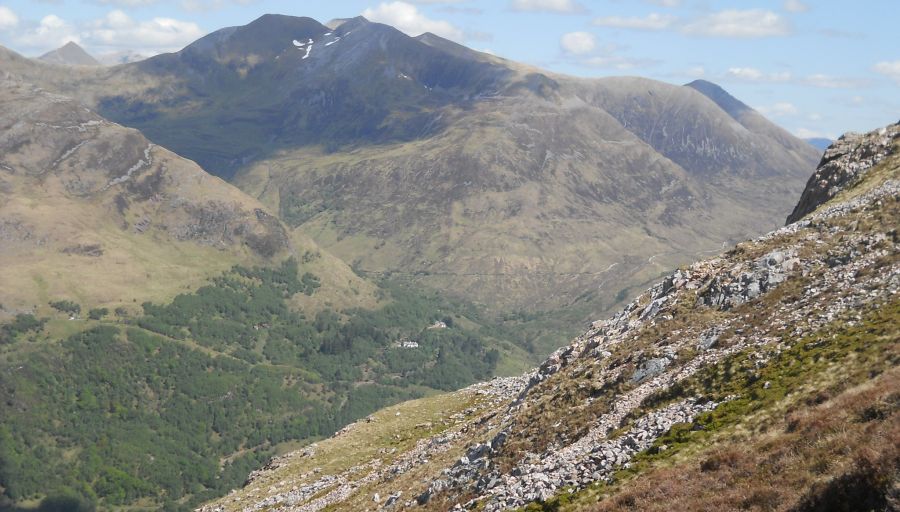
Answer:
xmin=696 ymin=249 xmax=798 ymax=309
xmin=787 ymin=121 xmax=899 ymax=223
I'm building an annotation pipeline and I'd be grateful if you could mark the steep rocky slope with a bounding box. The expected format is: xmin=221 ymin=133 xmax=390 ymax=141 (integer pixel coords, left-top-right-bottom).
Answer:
xmin=201 ymin=121 xmax=898 ymax=511
xmin=0 ymin=15 xmax=819 ymax=322
xmin=0 ymin=72 xmax=375 ymax=317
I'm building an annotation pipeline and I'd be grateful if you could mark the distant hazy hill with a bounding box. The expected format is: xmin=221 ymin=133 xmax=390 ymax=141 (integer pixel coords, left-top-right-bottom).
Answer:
xmin=97 ymin=49 xmax=148 ymax=66
xmin=805 ymin=137 xmax=833 ymax=151
xmin=37 ymin=41 xmax=100 ymax=66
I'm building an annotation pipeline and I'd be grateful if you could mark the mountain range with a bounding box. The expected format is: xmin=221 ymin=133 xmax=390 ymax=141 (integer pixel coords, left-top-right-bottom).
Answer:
xmin=0 ymin=12 xmax=860 ymax=512
xmin=35 ymin=41 xmax=146 ymax=67
xmin=2 ymin=15 xmax=818 ymax=329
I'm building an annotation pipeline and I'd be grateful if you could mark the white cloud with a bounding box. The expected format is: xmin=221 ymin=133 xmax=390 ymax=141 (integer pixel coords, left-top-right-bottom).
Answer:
xmin=180 ymin=0 xmax=256 ymax=12
xmin=682 ymin=9 xmax=790 ymax=38
xmin=723 ymin=66 xmax=866 ymax=90
xmin=87 ymin=10 xmax=204 ymax=52
xmin=0 ymin=6 xmax=19 ymax=30
xmin=95 ymin=0 xmax=159 ymax=5
xmin=593 ymin=12 xmax=675 ymax=31
xmin=9 ymin=9 xmax=204 ymax=55
xmin=645 ymin=0 xmax=680 ymax=6
xmin=15 ymin=14 xmax=81 ymax=50
xmin=755 ymin=102 xmax=799 ymax=117
xmin=583 ymin=55 xmax=659 ymax=70
xmin=560 ymin=31 xmax=595 ymax=55
xmin=510 ymin=0 xmax=585 ymax=14
xmin=873 ymin=60 xmax=900 ymax=85
xmin=783 ymin=0 xmax=809 ymax=13
xmin=802 ymin=73 xmax=864 ymax=89
xmin=726 ymin=67 xmax=791 ymax=82
xmin=563 ymin=39 xmax=658 ymax=70
xmin=687 ymin=65 xmax=705 ymax=77
xmin=362 ymin=1 xmax=464 ymax=41
xmin=794 ymin=128 xmax=832 ymax=139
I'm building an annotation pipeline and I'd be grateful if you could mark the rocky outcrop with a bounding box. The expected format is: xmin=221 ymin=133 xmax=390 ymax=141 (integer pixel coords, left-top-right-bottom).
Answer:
xmin=787 ymin=121 xmax=898 ymax=223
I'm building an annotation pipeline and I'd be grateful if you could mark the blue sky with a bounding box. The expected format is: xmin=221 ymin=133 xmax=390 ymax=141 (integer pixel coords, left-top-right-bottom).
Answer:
xmin=0 ymin=0 xmax=897 ymax=139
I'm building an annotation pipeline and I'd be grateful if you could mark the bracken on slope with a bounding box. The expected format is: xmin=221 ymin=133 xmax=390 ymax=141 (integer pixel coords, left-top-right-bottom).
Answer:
xmin=199 ymin=121 xmax=898 ymax=512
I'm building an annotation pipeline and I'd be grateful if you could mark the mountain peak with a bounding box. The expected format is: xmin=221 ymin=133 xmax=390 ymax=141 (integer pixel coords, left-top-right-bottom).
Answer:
xmin=685 ymin=79 xmax=751 ymax=119
xmin=326 ymin=15 xmax=369 ymax=30
xmin=179 ymin=13 xmax=328 ymax=60
xmin=38 ymin=41 xmax=100 ymax=67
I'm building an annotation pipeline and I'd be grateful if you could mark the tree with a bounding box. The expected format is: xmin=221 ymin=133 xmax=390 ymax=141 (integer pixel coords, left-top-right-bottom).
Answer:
xmin=88 ymin=308 xmax=108 ymax=321
xmin=49 ymin=301 xmax=81 ymax=316
xmin=38 ymin=491 xmax=96 ymax=512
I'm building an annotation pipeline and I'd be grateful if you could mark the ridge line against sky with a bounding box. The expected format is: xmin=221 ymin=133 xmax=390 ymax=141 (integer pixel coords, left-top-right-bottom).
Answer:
xmin=0 ymin=0 xmax=897 ymax=140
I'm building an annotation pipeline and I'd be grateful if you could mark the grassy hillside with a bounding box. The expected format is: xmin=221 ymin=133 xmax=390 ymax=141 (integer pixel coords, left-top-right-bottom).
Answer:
xmin=0 ymin=258 xmax=521 ymax=510
xmin=0 ymin=70 xmax=378 ymax=322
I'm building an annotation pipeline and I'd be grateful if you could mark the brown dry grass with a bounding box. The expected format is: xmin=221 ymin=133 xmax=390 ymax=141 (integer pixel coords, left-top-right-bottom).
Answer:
xmin=588 ymin=370 xmax=900 ymax=512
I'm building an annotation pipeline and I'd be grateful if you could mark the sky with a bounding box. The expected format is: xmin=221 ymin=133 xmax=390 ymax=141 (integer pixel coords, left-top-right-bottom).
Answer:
xmin=0 ymin=0 xmax=897 ymax=139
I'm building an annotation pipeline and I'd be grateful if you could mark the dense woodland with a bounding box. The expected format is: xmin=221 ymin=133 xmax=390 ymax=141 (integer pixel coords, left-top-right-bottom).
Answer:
xmin=0 ymin=259 xmax=498 ymax=510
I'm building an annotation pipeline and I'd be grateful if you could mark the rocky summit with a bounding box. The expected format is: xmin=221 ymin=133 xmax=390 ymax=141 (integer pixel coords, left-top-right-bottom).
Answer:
xmin=200 ymin=122 xmax=899 ymax=511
